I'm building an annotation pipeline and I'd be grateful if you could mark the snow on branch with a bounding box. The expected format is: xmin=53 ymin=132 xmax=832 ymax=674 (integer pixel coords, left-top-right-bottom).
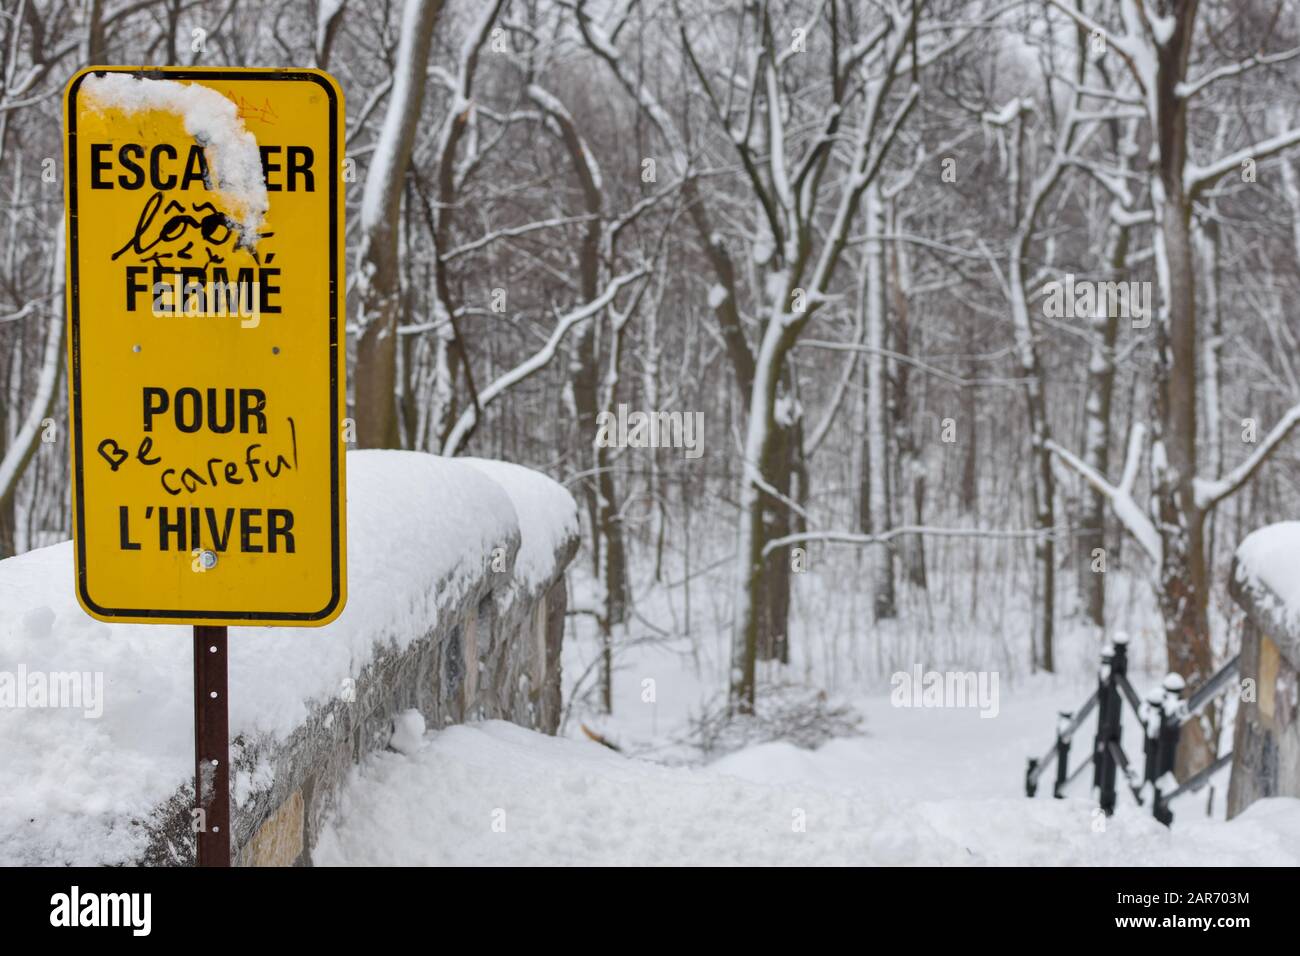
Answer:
xmin=454 ymin=0 xmax=506 ymax=104
xmin=747 ymin=468 xmax=810 ymax=524
xmin=0 ymin=301 xmax=42 ymax=324
xmin=765 ymin=57 xmax=792 ymax=213
xmin=574 ymin=0 xmax=686 ymax=171
xmin=1195 ymin=402 xmax=1300 ymax=511
xmin=358 ymin=0 xmax=439 ymax=240
xmin=443 ymin=215 xmax=599 ymax=262
xmin=315 ymin=0 xmax=347 ymax=68
xmin=1044 ymin=0 xmax=1141 ymax=72
xmin=1177 ymin=46 xmax=1300 ymax=100
xmin=803 ymin=316 xmax=864 ymax=459
xmin=442 ymin=268 xmax=648 ymax=456
xmin=803 ymin=81 xmax=920 ymax=303
xmin=798 ymin=338 xmax=1032 ymax=389
xmin=1185 ymin=127 xmax=1300 ymax=193
xmin=1065 ymin=159 xmax=1136 ymax=208
xmin=882 ymin=128 xmax=978 ymax=201
xmin=1108 ymin=198 xmax=1152 ymax=228
xmin=981 ymin=97 xmax=1029 ymax=128
xmin=1117 ymin=421 xmax=1144 ymax=498
xmin=526 ymin=84 xmax=603 ymax=191
xmin=1045 ymin=425 xmax=1162 ymax=563
xmin=761 ymin=525 xmax=1056 ymax=559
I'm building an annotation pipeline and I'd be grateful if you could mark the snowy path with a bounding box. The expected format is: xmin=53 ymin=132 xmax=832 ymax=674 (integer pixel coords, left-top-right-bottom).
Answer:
xmin=314 ymin=709 xmax=1300 ymax=866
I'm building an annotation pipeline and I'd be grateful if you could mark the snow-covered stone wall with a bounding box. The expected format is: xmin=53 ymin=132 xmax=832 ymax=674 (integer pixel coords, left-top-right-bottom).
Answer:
xmin=1228 ymin=523 xmax=1300 ymax=818
xmin=0 ymin=451 xmax=578 ymax=865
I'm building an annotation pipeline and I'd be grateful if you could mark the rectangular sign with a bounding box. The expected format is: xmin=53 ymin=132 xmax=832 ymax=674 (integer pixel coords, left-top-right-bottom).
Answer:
xmin=63 ymin=67 xmax=346 ymax=625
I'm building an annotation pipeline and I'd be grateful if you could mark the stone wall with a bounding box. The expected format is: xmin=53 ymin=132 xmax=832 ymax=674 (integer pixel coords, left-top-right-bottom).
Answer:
xmin=1227 ymin=546 xmax=1300 ymax=818
xmin=135 ymin=484 xmax=576 ymax=866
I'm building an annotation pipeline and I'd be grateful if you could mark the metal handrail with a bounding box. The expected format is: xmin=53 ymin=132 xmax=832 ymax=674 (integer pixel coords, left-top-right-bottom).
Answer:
xmin=1026 ymin=689 xmax=1097 ymax=790
xmin=1025 ymin=641 xmax=1243 ymax=827
xmin=1107 ymin=740 xmax=1143 ymax=804
xmin=1184 ymin=654 xmax=1239 ymax=720
xmin=1116 ymin=673 xmax=1142 ymax=717
xmin=1064 ymin=753 xmax=1093 ymax=786
xmin=1162 ymin=752 xmax=1234 ymax=803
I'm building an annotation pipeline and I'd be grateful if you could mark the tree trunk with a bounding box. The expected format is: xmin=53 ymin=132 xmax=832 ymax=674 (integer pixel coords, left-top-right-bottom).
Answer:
xmin=1148 ymin=4 xmax=1215 ymax=775
xmin=757 ymin=413 xmax=796 ymax=663
xmin=1021 ymin=336 xmax=1056 ymax=674
xmin=958 ymin=332 xmax=978 ymax=515
xmin=84 ymin=0 xmax=107 ymax=63
xmin=852 ymin=362 xmax=869 ymax=535
xmin=528 ymin=83 xmax=631 ymax=709
xmin=1077 ymin=221 xmax=1129 ymax=631
xmin=353 ymin=0 xmax=444 ymax=449
xmin=889 ymin=219 xmax=926 ymax=589
xmin=0 ymin=323 xmax=19 ymax=558
xmin=1007 ymin=265 xmax=1054 ymax=672
xmin=1195 ymin=215 xmax=1223 ymax=578
xmin=863 ymin=187 xmax=895 ymax=619
xmin=595 ymin=304 xmax=631 ymax=713
xmin=732 ymin=322 xmax=792 ymax=713
xmin=1003 ymin=113 xmax=1056 ymax=673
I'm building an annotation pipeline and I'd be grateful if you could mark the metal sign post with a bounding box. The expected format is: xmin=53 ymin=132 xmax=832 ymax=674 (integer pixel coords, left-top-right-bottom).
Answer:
xmin=193 ymin=625 xmax=230 ymax=866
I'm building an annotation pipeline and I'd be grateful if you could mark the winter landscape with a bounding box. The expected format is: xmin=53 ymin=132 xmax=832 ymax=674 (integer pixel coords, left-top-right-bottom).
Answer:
xmin=1 ymin=0 xmax=1300 ymax=884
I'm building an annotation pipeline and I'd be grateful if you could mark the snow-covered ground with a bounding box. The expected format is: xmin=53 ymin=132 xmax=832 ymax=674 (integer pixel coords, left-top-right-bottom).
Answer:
xmin=315 ymin=554 xmax=1296 ymax=866
xmin=314 ymin=714 xmax=1300 ymax=866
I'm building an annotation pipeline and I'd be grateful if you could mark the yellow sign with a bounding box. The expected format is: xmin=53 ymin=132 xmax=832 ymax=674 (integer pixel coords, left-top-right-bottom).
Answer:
xmin=63 ymin=67 xmax=346 ymax=626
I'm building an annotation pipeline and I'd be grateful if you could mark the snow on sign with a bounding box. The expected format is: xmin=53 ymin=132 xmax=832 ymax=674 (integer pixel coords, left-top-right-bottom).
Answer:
xmin=63 ymin=68 xmax=346 ymax=625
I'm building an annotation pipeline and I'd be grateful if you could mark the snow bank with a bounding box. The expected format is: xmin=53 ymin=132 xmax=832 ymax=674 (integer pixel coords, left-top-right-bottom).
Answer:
xmin=461 ymin=458 xmax=580 ymax=590
xmin=1234 ymin=522 xmax=1300 ymax=630
xmin=80 ymin=73 xmax=269 ymax=242
xmin=0 ymin=450 xmax=577 ymax=865
xmin=314 ymin=720 xmax=1300 ymax=866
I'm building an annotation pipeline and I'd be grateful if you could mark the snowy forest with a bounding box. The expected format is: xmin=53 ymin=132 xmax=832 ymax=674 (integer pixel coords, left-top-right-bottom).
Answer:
xmin=4 ymin=0 xmax=1300 ymax=870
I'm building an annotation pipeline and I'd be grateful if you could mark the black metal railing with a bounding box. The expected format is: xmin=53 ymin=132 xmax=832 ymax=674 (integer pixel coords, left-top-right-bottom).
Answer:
xmin=1025 ymin=634 xmax=1239 ymax=826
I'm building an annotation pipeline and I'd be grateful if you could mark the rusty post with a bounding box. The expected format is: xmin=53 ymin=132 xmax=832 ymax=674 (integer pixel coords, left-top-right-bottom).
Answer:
xmin=193 ymin=625 xmax=231 ymax=866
